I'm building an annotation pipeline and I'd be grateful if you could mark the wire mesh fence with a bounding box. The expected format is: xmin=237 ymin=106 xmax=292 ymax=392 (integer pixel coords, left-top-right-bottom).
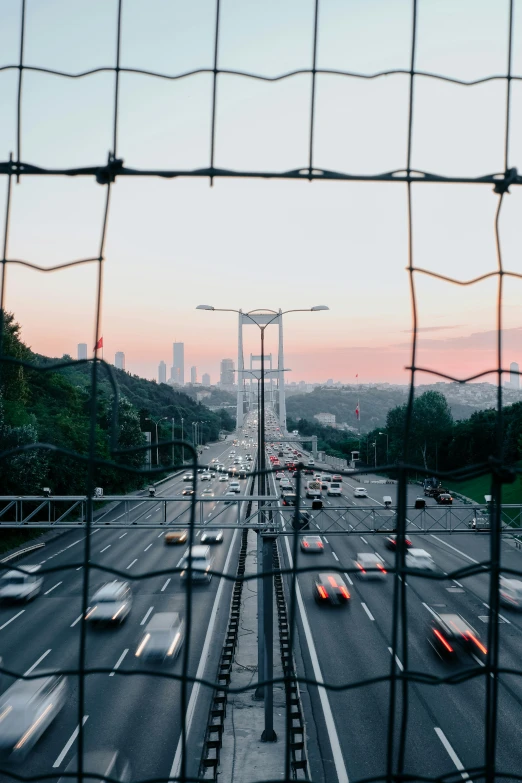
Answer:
xmin=1 ymin=0 xmax=522 ymax=781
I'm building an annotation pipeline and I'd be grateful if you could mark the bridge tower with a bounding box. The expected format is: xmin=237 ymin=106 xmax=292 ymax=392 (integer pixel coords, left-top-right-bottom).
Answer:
xmin=236 ymin=310 xmax=287 ymax=430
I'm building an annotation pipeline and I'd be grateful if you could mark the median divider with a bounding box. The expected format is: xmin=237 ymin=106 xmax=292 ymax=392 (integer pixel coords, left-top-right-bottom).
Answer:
xmin=0 ymin=543 xmax=45 ymax=563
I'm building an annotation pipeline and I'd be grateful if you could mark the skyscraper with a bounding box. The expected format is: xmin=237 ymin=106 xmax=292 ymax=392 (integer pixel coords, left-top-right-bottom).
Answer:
xmin=510 ymin=362 xmax=520 ymax=389
xmin=158 ymin=360 xmax=167 ymax=384
xmin=171 ymin=342 xmax=184 ymax=385
xmin=115 ymin=352 xmax=125 ymax=370
xmin=191 ymin=366 xmax=197 ymax=385
xmin=202 ymin=373 xmax=211 ymax=387
xmin=220 ymin=358 xmax=235 ymax=386
xmin=77 ymin=343 xmax=87 ymax=360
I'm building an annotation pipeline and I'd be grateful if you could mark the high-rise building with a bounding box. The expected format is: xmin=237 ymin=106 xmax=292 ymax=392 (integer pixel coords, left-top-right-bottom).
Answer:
xmin=510 ymin=362 xmax=520 ymax=389
xmin=158 ymin=360 xmax=167 ymax=384
xmin=220 ymin=358 xmax=235 ymax=386
xmin=326 ymin=378 xmax=333 ymax=387
xmin=171 ymin=342 xmax=184 ymax=385
xmin=77 ymin=343 xmax=87 ymax=360
xmin=202 ymin=373 xmax=211 ymax=387
xmin=115 ymin=352 xmax=125 ymax=370
xmin=190 ymin=366 xmax=197 ymax=384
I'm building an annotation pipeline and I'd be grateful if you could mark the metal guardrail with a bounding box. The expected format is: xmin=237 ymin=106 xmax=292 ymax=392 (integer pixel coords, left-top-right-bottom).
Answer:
xmin=0 ymin=543 xmax=45 ymax=563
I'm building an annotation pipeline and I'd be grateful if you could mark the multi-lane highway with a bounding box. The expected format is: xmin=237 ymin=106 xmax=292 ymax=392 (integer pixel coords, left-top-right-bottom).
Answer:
xmin=269 ymin=436 xmax=522 ymax=783
xmin=0 ymin=435 xmax=254 ymax=782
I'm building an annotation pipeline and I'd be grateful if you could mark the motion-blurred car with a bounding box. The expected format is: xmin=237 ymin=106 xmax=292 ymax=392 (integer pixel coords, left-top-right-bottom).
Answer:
xmin=300 ymin=536 xmax=324 ymax=553
xmin=164 ymin=530 xmax=188 ymax=545
xmin=0 ymin=674 xmax=67 ymax=759
xmin=313 ymin=573 xmax=350 ymax=606
xmin=200 ymin=529 xmax=224 ymax=544
xmin=405 ymin=548 xmax=436 ymax=571
xmin=0 ymin=565 xmax=43 ymax=603
xmin=354 ymin=487 xmax=368 ymax=498
xmin=135 ymin=612 xmax=184 ymax=662
xmin=180 ymin=545 xmax=212 ymax=583
xmin=428 ymin=612 xmax=487 ymax=660
xmin=291 ymin=511 xmax=312 ymax=531
xmin=355 ymin=553 xmax=387 ymax=579
xmin=500 ymin=577 xmax=522 ymax=608
xmin=85 ymin=581 xmax=132 ymax=625
xmin=58 ymin=751 xmax=131 ymax=783
xmin=182 ymin=488 xmax=194 ymax=496
xmin=384 ymin=535 xmax=412 ymax=551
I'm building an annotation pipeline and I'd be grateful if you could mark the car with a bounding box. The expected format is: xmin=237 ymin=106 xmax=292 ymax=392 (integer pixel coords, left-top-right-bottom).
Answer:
xmin=0 ymin=565 xmax=43 ymax=603
xmin=200 ymin=472 xmax=212 ymax=481
xmin=327 ymin=482 xmax=342 ymax=496
xmin=200 ymin=529 xmax=224 ymax=544
xmin=58 ymin=751 xmax=132 ymax=783
xmin=500 ymin=578 xmax=522 ymax=608
xmin=180 ymin=545 xmax=213 ymax=583
xmin=280 ymin=479 xmax=292 ymax=490
xmin=300 ymin=536 xmax=324 ymax=553
xmin=182 ymin=473 xmax=193 ymax=482
xmin=201 ymin=488 xmax=214 ymax=497
xmin=354 ymin=487 xmax=368 ymax=498
xmin=229 ymin=481 xmax=241 ymax=493
xmin=428 ymin=612 xmax=487 ymax=660
xmin=282 ymin=493 xmax=297 ymax=507
xmin=307 ymin=459 xmax=315 ymax=467
xmin=275 ymin=472 xmax=285 ymax=481
xmin=304 ymin=468 xmax=314 ymax=475
xmin=219 ymin=474 xmax=228 ymax=482
xmin=292 ymin=511 xmax=312 ymax=530
xmin=164 ymin=529 xmax=189 ymax=545
xmin=405 ymin=548 xmax=436 ymax=571
xmin=469 ymin=514 xmax=490 ymax=530
xmin=320 ymin=474 xmax=331 ymax=483
xmin=436 ymin=493 xmax=453 ymax=505
xmin=414 ymin=497 xmax=426 ymax=509
xmin=332 ymin=474 xmax=343 ymax=483
xmin=204 ymin=445 xmax=210 ymax=450
xmin=85 ymin=581 xmax=132 ymax=624
xmin=313 ymin=573 xmax=350 ymax=606
xmin=135 ymin=612 xmax=185 ymax=661
xmin=354 ymin=553 xmax=387 ymax=579
xmin=182 ymin=488 xmax=194 ymax=496
xmin=384 ymin=535 xmax=412 ymax=550
xmin=224 ymin=492 xmax=236 ymax=505
xmin=0 ymin=674 xmax=67 ymax=759
xmin=246 ymin=455 xmax=253 ymax=461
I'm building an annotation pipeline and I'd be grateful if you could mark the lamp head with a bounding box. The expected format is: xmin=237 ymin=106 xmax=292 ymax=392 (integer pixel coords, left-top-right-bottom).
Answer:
xmin=311 ymin=305 xmax=329 ymax=311
xmin=196 ymin=305 xmax=214 ymax=310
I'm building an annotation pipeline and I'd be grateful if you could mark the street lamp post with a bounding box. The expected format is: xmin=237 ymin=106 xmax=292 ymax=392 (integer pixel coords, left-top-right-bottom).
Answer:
xmin=378 ymin=432 xmax=389 ymax=464
xmin=181 ymin=417 xmax=184 ymax=464
xmin=171 ymin=417 xmax=175 ymax=466
xmin=145 ymin=416 xmax=167 ymax=466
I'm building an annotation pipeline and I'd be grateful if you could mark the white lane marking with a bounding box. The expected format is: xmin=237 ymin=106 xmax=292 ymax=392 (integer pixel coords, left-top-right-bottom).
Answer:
xmin=119 ymin=532 xmax=128 ymax=539
xmin=126 ymin=559 xmax=137 ymax=570
xmin=157 ymin=532 xmax=164 ymax=538
xmin=176 ymin=556 xmax=184 ymax=568
xmin=482 ymin=602 xmax=511 ymax=624
xmin=453 ymin=580 xmax=463 ymax=587
xmin=332 ymin=552 xmax=339 ymax=561
xmin=422 ymin=602 xmax=440 ymax=620
xmin=361 ymin=602 xmax=375 ymax=621
xmin=387 ymin=648 xmax=404 ymax=671
xmin=360 ymin=536 xmax=368 ymax=544
xmin=281 ymin=534 xmax=349 ymax=783
xmin=44 ymin=581 xmax=63 ymax=596
xmin=471 ymin=653 xmax=485 ymax=668
xmin=76 ymin=567 xmax=82 ymax=571
xmin=146 ymin=514 xmax=152 ymax=519
xmin=196 ymin=531 xmax=201 ymax=537
xmin=430 ymin=535 xmax=478 ymax=564
xmin=161 ymin=578 xmax=171 ymax=592
xmin=434 ymin=727 xmax=470 ymax=781
xmin=100 ymin=545 xmax=111 ymax=553
xmin=109 ymin=648 xmax=129 ymax=677
xmin=344 ymin=573 xmax=353 ymax=586
xmin=70 ymin=614 xmax=83 ymax=628
xmin=53 ymin=716 xmax=89 ymax=767
xmin=24 ymin=649 xmax=51 ymax=675
xmin=170 ymin=529 xmax=241 ymax=782
xmin=323 ymin=536 xmax=329 ymax=544
xmin=91 ymin=529 xmax=101 ymax=535
xmin=144 ymin=543 xmax=152 ymax=552
xmin=140 ymin=607 xmax=154 ymax=626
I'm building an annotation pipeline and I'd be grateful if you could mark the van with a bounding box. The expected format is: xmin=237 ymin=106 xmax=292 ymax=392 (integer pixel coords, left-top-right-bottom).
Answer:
xmin=135 ymin=612 xmax=185 ymax=661
xmin=327 ymin=482 xmax=342 ymax=496
xmin=383 ymin=496 xmax=392 ymax=508
xmin=306 ymin=480 xmax=322 ymax=499
xmin=180 ymin=545 xmax=212 ymax=583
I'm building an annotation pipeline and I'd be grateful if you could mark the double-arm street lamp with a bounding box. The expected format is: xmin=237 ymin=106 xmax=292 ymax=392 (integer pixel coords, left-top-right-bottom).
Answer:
xmin=145 ymin=416 xmax=167 ymax=466
xmin=378 ymin=432 xmax=389 ymax=464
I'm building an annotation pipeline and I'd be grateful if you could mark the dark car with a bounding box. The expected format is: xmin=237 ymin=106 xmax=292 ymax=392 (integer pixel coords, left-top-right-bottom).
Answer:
xmin=291 ymin=511 xmax=311 ymax=531
xmin=313 ymin=573 xmax=350 ymax=606
xmin=304 ymin=468 xmax=314 ymax=475
xmin=428 ymin=612 xmax=487 ymax=660
xmin=300 ymin=535 xmax=324 ymax=553
xmin=282 ymin=493 xmax=297 ymax=507
xmin=436 ymin=493 xmax=453 ymax=505
xmin=384 ymin=534 xmax=412 ymax=550
xmin=414 ymin=497 xmax=426 ymax=509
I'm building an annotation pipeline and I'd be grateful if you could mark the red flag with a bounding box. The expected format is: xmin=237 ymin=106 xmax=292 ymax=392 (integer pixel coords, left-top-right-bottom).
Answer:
xmin=355 ymin=402 xmax=360 ymax=420
xmin=94 ymin=336 xmax=103 ymax=350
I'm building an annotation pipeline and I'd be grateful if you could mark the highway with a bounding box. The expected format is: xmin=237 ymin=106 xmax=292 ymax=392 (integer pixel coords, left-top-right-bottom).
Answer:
xmin=0 ymin=435 xmax=253 ymax=783
xmin=270 ymin=436 xmax=522 ymax=783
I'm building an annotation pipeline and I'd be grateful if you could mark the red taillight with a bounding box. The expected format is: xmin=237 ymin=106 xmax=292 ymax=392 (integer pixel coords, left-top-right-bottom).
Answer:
xmin=356 ymin=562 xmax=366 ymax=574
xmin=328 ymin=576 xmax=338 ymax=588
xmin=467 ymin=632 xmax=487 ymax=655
xmin=317 ymin=585 xmax=328 ymax=599
xmin=340 ymin=586 xmax=350 ymax=599
xmin=377 ymin=563 xmax=387 ymax=574
xmin=433 ymin=628 xmax=454 ymax=652
xmin=303 ymin=541 xmax=309 ymax=547
xmin=406 ymin=539 xmax=412 ymax=546
xmin=318 ymin=542 xmax=324 ymax=548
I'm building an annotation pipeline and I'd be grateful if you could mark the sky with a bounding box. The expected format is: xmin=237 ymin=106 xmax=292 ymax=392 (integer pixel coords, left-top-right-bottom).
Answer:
xmin=1 ymin=0 xmax=522 ymax=385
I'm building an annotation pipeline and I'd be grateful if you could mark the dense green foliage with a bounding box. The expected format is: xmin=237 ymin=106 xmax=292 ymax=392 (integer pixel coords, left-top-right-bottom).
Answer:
xmin=0 ymin=314 xmax=235 ymax=496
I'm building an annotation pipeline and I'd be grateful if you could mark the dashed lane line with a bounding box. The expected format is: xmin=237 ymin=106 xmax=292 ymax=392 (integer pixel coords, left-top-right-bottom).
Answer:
xmin=126 ymin=559 xmax=137 ymax=570
xmin=387 ymin=648 xmax=404 ymax=671
xmin=361 ymin=602 xmax=375 ymax=621
xmin=430 ymin=535 xmax=479 ymax=564
xmin=0 ymin=611 xmax=24 ymax=630
xmin=44 ymin=581 xmax=63 ymax=596
xmin=434 ymin=727 xmax=471 ymax=781
xmin=144 ymin=543 xmax=152 ymax=552
xmin=140 ymin=606 xmax=154 ymax=625
xmin=344 ymin=573 xmax=353 ymax=586
xmin=119 ymin=532 xmax=128 ymax=539
xmin=100 ymin=545 xmax=111 ymax=553
xmin=24 ymin=649 xmax=51 ymax=676
xmin=161 ymin=578 xmax=171 ymax=592
xmin=332 ymin=552 xmax=339 ymax=561
xmin=53 ymin=716 xmax=89 ymax=768
xmin=109 ymin=649 xmax=129 ymax=677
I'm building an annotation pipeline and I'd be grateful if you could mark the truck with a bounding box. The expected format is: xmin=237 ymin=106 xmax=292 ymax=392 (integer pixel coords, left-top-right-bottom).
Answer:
xmin=306 ymin=480 xmax=322 ymax=499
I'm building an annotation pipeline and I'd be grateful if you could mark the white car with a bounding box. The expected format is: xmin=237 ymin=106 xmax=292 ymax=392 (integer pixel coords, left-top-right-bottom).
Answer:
xmin=85 ymin=581 xmax=132 ymax=625
xmin=201 ymin=488 xmax=214 ymax=497
xmin=203 ymin=445 xmax=210 ymax=450
xmin=219 ymin=474 xmax=228 ymax=482
xmin=500 ymin=578 xmax=522 ymax=608
xmin=200 ymin=472 xmax=212 ymax=481
xmin=280 ymin=479 xmax=292 ymax=490
xmin=355 ymin=553 xmax=387 ymax=579
xmin=405 ymin=549 xmax=436 ymax=571
xmin=275 ymin=472 xmax=285 ymax=481
xmin=229 ymin=482 xmax=241 ymax=493
xmin=354 ymin=487 xmax=368 ymax=498
xmin=224 ymin=491 xmax=236 ymax=505
xmin=0 ymin=565 xmax=43 ymax=603
xmin=327 ymin=482 xmax=342 ymax=496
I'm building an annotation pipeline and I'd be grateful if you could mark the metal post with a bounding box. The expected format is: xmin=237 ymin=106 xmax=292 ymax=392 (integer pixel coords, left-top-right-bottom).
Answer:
xmin=164 ymin=500 xmax=167 ymax=525
xmin=261 ymin=531 xmax=277 ymax=741
xmin=171 ymin=417 xmax=175 ymax=466
xmin=181 ymin=418 xmax=184 ymax=464
xmin=259 ymin=328 xmax=266 ymax=501
xmin=255 ymin=530 xmax=264 ymax=699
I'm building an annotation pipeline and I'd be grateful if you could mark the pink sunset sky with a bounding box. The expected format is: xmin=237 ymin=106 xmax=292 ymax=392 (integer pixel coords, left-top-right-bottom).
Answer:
xmin=1 ymin=0 xmax=522 ymax=386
